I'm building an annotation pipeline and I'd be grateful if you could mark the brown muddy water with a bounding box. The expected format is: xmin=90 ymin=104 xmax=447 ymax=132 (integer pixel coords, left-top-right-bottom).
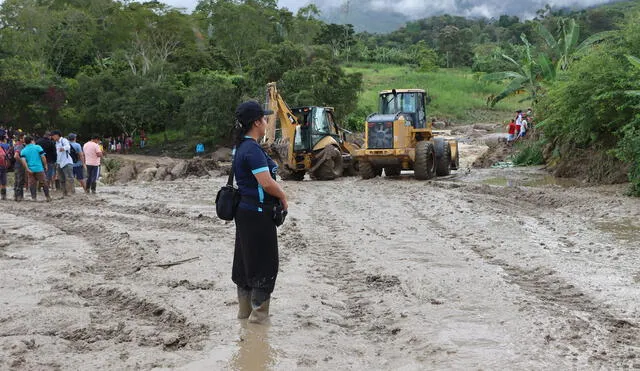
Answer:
xmin=1 ymin=153 xmax=639 ymax=370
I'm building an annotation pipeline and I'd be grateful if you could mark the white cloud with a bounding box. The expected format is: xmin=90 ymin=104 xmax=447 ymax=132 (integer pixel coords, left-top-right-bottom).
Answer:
xmin=0 ymin=0 xmax=617 ymax=19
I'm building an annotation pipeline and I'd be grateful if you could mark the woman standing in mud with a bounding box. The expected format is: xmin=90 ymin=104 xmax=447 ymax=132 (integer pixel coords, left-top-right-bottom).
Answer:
xmin=232 ymin=100 xmax=288 ymax=324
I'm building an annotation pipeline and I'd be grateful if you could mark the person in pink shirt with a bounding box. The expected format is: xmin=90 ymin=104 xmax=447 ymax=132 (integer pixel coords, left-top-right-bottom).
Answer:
xmin=83 ymin=134 xmax=103 ymax=194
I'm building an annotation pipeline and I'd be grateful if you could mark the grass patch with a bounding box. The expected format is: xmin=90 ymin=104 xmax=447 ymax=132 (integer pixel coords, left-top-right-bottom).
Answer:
xmin=343 ymin=63 xmax=524 ymax=124
xmin=513 ymin=140 xmax=545 ymax=165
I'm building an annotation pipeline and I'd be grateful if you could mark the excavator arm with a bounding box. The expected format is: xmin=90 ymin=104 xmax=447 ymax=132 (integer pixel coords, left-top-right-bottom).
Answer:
xmin=263 ymin=82 xmax=299 ymax=168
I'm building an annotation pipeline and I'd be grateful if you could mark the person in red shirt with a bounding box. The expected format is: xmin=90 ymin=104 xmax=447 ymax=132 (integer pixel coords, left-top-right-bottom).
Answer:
xmin=507 ymin=119 xmax=517 ymax=142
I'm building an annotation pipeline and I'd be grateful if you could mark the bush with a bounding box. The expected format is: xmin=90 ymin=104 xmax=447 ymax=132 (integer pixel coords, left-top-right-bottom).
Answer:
xmin=101 ymin=157 xmax=122 ymax=185
xmin=513 ymin=140 xmax=545 ymax=165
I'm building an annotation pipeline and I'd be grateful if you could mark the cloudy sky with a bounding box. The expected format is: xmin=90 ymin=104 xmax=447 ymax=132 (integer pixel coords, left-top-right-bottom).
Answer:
xmin=160 ymin=0 xmax=617 ymax=19
xmin=0 ymin=0 xmax=619 ymax=19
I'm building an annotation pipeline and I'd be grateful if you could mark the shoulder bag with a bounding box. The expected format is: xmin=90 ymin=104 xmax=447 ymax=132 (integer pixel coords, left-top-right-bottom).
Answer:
xmin=215 ymin=155 xmax=240 ymax=221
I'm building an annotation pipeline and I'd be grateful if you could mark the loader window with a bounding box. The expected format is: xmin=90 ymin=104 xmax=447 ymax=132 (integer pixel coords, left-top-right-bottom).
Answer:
xmin=381 ymin=93 xmax=417 ymax=114
xmin=402 ymin=93 xmax=416 ymax=113
xmin=312 ymin=108 xmax=332 ymax=134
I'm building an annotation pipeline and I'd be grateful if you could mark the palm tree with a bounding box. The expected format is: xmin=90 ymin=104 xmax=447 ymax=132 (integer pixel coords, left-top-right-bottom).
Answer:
xmin=483 ymin=18 xmax=616 ymax=107
xmin=483 ymin=34 xmax=550 ymax=107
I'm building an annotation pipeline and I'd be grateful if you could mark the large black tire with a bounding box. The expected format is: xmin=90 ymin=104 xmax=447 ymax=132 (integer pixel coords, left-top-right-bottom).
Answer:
xmin=344 ymin=159 xmax=359 ymax=176
xmin=279 ymin=165 xmax=305 ymax=181
xmin=384 ymin=166 xmax=401 ymax=177
xmin=414 ymin=141 xmax=436 ymax=180
xmin=434 ymin=139 xmax=452 ymax=176
xmin=313 ymin=146 xmax=343 ymax=180
xmin=359 ymin=160 xmax=376 ymax=179
xmin=451 ymin=144 xmax=460 ymax=170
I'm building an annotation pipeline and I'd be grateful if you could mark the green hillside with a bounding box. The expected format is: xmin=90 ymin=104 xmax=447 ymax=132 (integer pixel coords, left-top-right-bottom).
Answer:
xmin=345 ymin=63 xmax=519 ymax=125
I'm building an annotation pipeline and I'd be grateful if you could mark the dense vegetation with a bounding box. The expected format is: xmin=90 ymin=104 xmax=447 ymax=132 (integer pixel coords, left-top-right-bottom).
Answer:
xmin=0 ymin=0 xmax=638 ymax=193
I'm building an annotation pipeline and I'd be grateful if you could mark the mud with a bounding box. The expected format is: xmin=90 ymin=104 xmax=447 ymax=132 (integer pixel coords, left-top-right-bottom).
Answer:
xmin=1 ymin=148 xmax=639 ymax=370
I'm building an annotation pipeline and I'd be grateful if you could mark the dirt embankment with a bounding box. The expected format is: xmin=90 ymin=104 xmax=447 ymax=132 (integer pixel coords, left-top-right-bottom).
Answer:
xmin=105 ymin=148 xmax=232 ymax=184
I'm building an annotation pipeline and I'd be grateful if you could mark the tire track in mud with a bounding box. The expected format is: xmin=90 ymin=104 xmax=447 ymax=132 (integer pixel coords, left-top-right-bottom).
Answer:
xmin=2 ymin=196 xmax=222 ymax=354
xmin=277 ymin=183 xmax=412 ymax=366
xmin=287 ymin=178 xmax=479 ymax=367
xmin=419 ymin=180 xmax=640 ymax=368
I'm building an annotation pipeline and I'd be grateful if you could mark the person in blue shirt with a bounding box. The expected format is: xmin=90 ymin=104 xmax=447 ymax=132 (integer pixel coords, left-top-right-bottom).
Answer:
xmin=231 ymin=100 xmax=288 ymax=324
xmin=19 ymin=136 xmax=51 ymax=202
xmin=195 ymin=143 xmax=204 ymax=156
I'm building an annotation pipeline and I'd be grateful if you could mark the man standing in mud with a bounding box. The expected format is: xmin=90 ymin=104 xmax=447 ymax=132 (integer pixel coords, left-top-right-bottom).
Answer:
xmin=51 ymin=130 xmax=74 ymax=196
xmin=12 ymin=133 xmax=26 ymax=201
xmin=83 ymin=134 xmax=103 ymax=194
xmin=19 ymin=136 xmax=51 ymax=202
xmin=37 ymin=132 xmax=57 ymax=191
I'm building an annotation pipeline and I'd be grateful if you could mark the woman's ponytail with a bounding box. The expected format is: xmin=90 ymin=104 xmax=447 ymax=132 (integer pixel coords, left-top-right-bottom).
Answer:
xmin=233 ymin=119 xmax=251 ymax=147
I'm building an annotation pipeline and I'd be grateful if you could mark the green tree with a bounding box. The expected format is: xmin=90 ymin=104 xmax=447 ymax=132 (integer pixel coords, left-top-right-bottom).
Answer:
xmin=279 ymin=59 xmax=362 ymax=122
xmin=180 ymin=71 xmax=246 ymax=141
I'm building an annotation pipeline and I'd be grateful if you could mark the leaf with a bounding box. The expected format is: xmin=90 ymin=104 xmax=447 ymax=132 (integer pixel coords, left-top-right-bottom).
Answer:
xmin=536 ymin=23 xmax=557 ymax=50
xmin=538 ymin=54 xmax=556 ymax=81
xmin=575 ymin=30 xmax=618 ymax=55
xmin=489 ymin=76 xmax=528 ymax=107
xmin=501 ymin=54 xmax=522 ymax=69
xmin=626 ymin=55 xmax=640 ymax=70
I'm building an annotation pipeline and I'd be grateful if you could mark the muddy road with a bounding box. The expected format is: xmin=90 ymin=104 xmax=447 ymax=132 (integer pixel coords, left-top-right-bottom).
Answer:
xmin=1 ymin=149 xmax=639 ymax=369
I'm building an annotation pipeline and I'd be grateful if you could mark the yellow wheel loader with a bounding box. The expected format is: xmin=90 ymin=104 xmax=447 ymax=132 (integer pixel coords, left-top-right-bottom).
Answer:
xmin=354 ymin=89 xmax=459 ymax=180
xmin=262 ymin=82 xmax=359 ymax=181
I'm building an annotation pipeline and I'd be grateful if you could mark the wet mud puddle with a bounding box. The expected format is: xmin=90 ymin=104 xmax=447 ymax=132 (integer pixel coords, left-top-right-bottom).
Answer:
xmin=482 ymin=175 xmax=581 ymax=188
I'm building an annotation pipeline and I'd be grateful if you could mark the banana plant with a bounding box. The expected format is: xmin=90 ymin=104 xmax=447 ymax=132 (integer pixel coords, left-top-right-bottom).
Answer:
xmin=537 ymin=18 xmax=617 ymax=73
xmin=483 ymin=34 xmax=547 ymax=107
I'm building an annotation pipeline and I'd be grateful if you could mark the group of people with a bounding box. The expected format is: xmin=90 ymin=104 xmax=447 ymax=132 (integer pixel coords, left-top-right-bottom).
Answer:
xmin=506 ymin=108 xmax=534 ymax=143
xmin=105 ymin=130 xmax=147 ymax=153
xmin=0 ymin=128 xmax=104 ymax=202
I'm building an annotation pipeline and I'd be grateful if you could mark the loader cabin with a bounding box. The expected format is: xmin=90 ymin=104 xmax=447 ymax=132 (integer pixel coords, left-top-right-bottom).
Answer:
xmin=379 ymin=89 xmax=428 ymax=128
xmin=290 ymin=106 xmax=341 ymax=152
xmin=366 ymin=89 xmax=430 ymax=149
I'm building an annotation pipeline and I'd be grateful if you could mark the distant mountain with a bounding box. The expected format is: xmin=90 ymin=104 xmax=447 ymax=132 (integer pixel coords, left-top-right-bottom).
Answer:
xmin=320 ymin=7 xmax=409 ymax=34
xmin=316 ymin=0 xmax=632 ymax=34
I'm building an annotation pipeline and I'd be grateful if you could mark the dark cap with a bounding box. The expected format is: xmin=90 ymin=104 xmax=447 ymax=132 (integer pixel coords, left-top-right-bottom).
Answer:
xmin=516 ymin=109 xmax=522 ymax=113
xmin=235 ymin=101 xmax=273 ymax=125
xmin=68 ymin=133 xmax=77 ymax=140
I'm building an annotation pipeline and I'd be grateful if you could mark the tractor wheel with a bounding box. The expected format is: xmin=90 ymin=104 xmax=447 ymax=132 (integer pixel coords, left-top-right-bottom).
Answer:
xmin=451 ymin=145 xmax=460 ymax=170
xmin=384 ymin=166 xmax=401 ymax=177
xmin=279 ymin=166 xmax=305 ymax=181
xmin=414 ymin=141 xmax=436 ymax=180
xmin=435 ymin=140 xmax=452 ymax=176
xmin=359 ymin=160 xmax=377 ymax=179
xmin=344 ymin=159 xmax=359 ymax=176
xmin=313 ymin=146 xmax=343 ymax=180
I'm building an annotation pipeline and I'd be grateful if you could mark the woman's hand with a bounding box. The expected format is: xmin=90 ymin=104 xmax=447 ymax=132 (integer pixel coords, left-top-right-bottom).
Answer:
xmin=254 ymin=171 xmax=288 ymax=210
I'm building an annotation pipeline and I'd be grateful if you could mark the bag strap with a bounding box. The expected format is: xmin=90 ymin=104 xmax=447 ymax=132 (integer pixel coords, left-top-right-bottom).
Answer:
xmin=227 ymin=146 xmax=236 ymax=186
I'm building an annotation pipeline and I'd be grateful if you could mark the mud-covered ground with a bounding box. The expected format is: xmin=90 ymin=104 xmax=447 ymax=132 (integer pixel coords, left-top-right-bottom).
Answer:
xmin=1 ymin=143 xmax=639 ymax=370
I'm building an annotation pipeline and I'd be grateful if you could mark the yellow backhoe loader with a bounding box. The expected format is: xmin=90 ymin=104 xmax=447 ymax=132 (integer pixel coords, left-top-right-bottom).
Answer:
xmin=262 ymin=82 xmax=359 ymax=180
xmin=353 ymin=88 xmax=459 ymax=179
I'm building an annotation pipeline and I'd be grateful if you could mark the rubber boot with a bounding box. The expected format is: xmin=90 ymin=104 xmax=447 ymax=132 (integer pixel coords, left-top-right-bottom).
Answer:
xmin=14 ymin=188 xmax=23 ymax=202
xmin=237 ymin=287 xmax=252 ymax=319
xmin=0 ymin=188 xmax=6 ymax=200
xmin=248 ymin=299 xmax=270 ymax=324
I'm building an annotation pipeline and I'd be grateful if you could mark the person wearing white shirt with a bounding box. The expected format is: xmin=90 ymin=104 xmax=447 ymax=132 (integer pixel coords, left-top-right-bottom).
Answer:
xmin=51 ymin=130 xmax=75 ymax=196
